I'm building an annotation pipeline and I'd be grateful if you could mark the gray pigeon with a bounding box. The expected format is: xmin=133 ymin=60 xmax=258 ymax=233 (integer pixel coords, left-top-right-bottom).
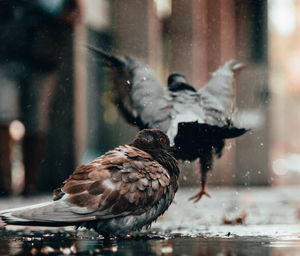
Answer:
xmin=88 ymin=46 xmax=247 ymax=202
xmin=0 ymin=129 xmax=179 ymax=237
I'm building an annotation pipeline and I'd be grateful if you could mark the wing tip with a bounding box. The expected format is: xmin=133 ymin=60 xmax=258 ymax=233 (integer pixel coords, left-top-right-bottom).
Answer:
xmin=0 ymin=211 xmax=27 ymax=226
xmin=176 ymin=121 xmax=249 ymax=139
xmin=86 ymin=45 xmax=124 ymax=67
xmin=225 ymin=59 xmax=245 ymax=73
xmin=224 ymin=127 xmax=249 ymax=138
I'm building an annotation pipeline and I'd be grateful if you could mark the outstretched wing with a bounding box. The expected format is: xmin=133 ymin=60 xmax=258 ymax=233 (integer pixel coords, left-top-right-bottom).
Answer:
xmin=87 ymin=46 xmax=172 ymax=132
xmin=165 ymin=60 xmax=246 ymax=144
xmin=87 ymin=46 xmax=139 ymax=126
xmin=198 ymin=60 xmax=244 ymax=127
xmin=4 ymin=146 xmax=171 ymax=224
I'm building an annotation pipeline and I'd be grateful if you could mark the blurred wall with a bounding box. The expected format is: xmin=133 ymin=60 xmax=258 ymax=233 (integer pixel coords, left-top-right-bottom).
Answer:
xmin=235 ymin=0 xmax=270 ymax=186
xmin=269 ymin=0 xmax=300 ymax=185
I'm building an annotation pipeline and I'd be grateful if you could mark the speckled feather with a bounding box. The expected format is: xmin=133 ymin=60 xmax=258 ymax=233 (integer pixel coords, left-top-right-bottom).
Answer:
xmin=54 ymin=145 xmax=173 ymax=216
xmin=0 ymin=129 xmax=180 ymax=236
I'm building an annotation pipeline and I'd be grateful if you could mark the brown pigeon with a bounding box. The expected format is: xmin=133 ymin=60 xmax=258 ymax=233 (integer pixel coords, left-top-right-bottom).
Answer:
xmin=88 ymin=46 xmax=248 ymax=202
xmin=0 ymin=129 xmax=180 ymax=237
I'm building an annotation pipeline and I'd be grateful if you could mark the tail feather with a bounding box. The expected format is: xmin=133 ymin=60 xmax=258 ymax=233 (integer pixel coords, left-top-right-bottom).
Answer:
xmin=0 ymin=201 xmax=95 ymax=227
xmin=175 ymin=121 xmax=248 ymax=140
xmin=0 ymin=202 xmax=56 ymax=227
xmin=173 ymin=121 xmax=248 ymax=161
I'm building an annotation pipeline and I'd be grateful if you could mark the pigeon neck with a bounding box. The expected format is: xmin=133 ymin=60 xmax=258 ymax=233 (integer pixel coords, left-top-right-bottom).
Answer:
xmin=153 ymin=151 xmax=180 ymax=179
xmin=130 ymin=142 xmax=180 ymax=178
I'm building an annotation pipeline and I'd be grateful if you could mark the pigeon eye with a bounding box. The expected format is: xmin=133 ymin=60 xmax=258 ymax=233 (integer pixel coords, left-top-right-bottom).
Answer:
xmin=159 ymin=137 xmax=166 ymax=144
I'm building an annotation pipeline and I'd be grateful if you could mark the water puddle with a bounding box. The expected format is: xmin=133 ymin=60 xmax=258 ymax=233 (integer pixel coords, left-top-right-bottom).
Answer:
xmin=1 ymin=226 xmax=300 ymax=255
xmin=1 ymin=188 xmax=300 ymax=255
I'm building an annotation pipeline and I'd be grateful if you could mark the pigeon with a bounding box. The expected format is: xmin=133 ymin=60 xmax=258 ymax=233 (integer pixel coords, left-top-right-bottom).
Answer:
xmin=0 ymin=129 xmax=180 ymax=237
xmin=88 ymin=46 xmax=248 ymax=202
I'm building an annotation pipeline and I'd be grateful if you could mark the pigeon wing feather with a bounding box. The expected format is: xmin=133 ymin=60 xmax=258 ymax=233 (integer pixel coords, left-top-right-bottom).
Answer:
xmin=87 ymin=46 xmax=172 ymax=131
xmin=2 ymin=146 xmax=171 ymax=225
xmin=198 ymin=60 xmax=245 ymax=126
xmin=87 ymin=46 xmax=140 ymax=126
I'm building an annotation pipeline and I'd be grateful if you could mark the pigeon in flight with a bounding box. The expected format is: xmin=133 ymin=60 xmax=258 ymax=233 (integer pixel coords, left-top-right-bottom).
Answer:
xmin=88 ymin=46 xmax=248 ymax=202
xmin=0 ymin=129 xmax=180 ymax=237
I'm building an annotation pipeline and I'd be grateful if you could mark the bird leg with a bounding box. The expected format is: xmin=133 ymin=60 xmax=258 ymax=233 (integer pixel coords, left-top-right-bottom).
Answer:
xmin=189 ymin=173 xmax=210 ymax=203
xmin=189 ymin=154 xmax=212 ymax=203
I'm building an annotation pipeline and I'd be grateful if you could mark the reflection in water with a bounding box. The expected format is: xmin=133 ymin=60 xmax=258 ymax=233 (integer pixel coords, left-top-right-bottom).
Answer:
xmin=1 ymin=229 xmax=300 ymax=256
xmin=0 ymin=238 xmax=9 ymax=256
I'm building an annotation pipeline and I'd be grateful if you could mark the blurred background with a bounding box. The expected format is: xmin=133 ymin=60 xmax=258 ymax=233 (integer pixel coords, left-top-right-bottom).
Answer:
xmin=0 ymin=0 xmax=298 ymax=196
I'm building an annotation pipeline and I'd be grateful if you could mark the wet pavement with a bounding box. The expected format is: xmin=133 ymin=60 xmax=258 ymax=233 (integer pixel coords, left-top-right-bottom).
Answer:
xmin=0 ymin=186 xmax=300 ymax=255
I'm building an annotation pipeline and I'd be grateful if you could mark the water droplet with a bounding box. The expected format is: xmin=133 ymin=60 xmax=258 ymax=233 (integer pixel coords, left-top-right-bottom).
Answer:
xmin=226 ymin=143 xmax=232 ymax=150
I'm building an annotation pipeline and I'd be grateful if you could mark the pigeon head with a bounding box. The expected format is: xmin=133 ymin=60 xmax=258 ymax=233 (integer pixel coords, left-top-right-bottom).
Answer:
xmin=167 ymin=73 xmax=196 ymax=92
xmin=130 ymin=129 xmax=172 ymax=153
